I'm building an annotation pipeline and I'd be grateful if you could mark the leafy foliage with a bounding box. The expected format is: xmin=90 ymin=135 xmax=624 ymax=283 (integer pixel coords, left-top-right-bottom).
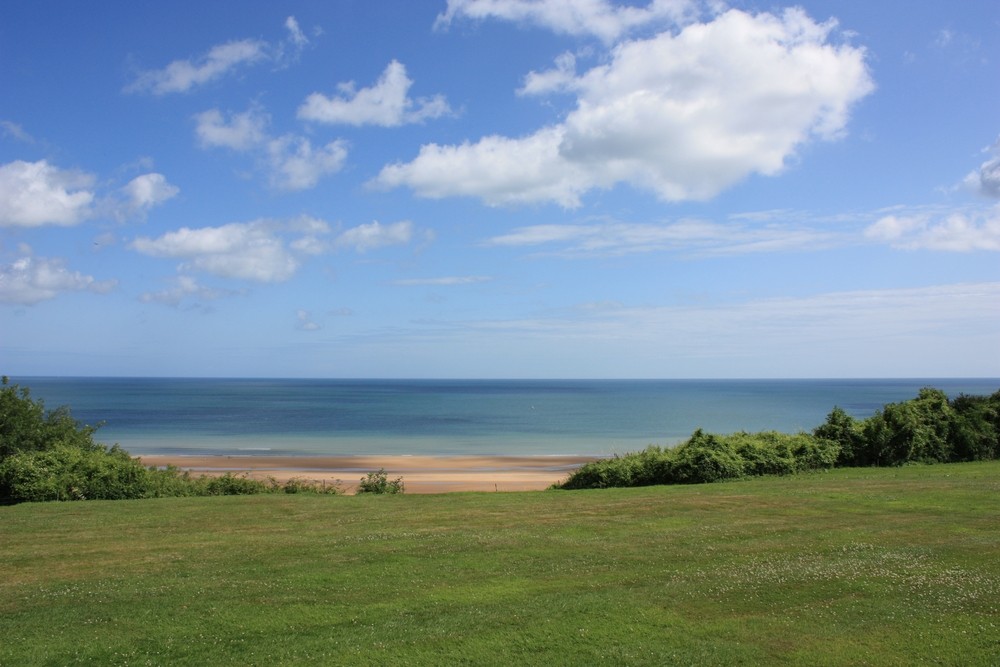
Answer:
xmin=0 ymin=377 xmax=346 ymax=504
xmin=559 ymin=386 xmax=1000 ymax=490
xmin=356 ymin=468 xmax=405 ymax=494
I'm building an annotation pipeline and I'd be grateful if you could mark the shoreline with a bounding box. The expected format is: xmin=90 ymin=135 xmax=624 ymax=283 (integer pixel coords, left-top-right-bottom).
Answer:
xmin=138 ymin=454 xmax=598 ymax=494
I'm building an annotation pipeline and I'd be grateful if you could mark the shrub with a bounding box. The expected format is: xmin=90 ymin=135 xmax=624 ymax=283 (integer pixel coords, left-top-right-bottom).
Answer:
xmin=814 ymin=406 xmax=867 ymax=467
xmin=666 ymin=430 xmax=746 ymax=484
xmin=356 ymin=468 xmax=404 ymax=494
xmin=204 ymin=472 xmax=276 ymax=496
xmin=950 ymin=392 xmax=1000 ymax=461
xmin=282 ymin=476 xmax=341 ymax=495
xmin=557 ymin=446 xmax=672 ymax=490
xmin=0 ymin=443 xmax=152 ymax=503
xmin=728 ymin=431 xmax=798 ymax=477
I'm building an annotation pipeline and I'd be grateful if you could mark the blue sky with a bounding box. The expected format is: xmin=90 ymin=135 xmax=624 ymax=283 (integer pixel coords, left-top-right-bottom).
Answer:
xmin=1 ymin=0 xmax=998 ymax=378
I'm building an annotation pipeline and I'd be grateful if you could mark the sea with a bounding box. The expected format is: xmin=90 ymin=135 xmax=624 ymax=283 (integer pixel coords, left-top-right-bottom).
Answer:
xmin=11 ymin=377 xmax=1000 ymax=459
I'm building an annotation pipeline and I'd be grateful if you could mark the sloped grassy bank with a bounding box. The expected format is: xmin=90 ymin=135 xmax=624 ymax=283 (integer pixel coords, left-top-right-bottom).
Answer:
xmin=2 ymin=462 xmax=999 ymax=665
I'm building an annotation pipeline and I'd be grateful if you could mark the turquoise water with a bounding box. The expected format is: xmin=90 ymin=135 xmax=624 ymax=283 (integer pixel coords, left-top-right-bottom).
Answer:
xmin=13 ymin=378 xmax=999 ymax=458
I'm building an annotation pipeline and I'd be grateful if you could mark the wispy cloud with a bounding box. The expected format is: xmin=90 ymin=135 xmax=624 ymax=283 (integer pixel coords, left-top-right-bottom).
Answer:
xmin=296 ymin=309 xmax=321 ymax=331
xmin=435 ymin=0 xmax=700 ymax=43
xmin=126 ymin=16 xmax=311 ymax=95
xmin=0 ymin=120 xmax=34 ymax=143
xmin=334 ymin=220 xmax=416 ymax=253
xmin=138 ymin=275 xmax=237 ymax=307
xmin=483 ymin=218 xmax=838 ymax=257
xmin=362 ymin=282 xmax=1000 ymax=376
xmin=194 ymin=106 xmax=347 ymax=191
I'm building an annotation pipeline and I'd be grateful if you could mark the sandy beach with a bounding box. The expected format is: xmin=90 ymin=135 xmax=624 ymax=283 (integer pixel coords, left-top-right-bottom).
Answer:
xmin=139 ymin=454 xmax=597 ymax=493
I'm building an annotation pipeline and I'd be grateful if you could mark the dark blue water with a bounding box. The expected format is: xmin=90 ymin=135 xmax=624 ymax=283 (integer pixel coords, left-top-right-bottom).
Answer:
xmin=11 ymin=378 xmax=999 ymax=457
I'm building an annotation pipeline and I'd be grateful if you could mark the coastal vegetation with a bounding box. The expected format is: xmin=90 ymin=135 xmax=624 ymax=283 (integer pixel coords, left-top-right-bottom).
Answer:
xmin=2 ymin=462 xmax=998 ymax=664
xmin=356 ymin=467 xmax=405 ymax=494
xmin=0 ymin=377 xmax=342 ymax=503
xmin=557 ymin=387 xmax=1000 ymax=489
xmin=2 ymin=376 xmax=998 ymax=502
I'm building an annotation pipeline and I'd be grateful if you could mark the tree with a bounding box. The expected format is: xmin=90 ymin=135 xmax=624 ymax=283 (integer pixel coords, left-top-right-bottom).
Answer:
xmin=814 ymin=406 xmax=867 ymax=466
xmin=950 ymin=392 xmax=1000 ymax=461
xmin=1 ymin=377 xmax=100 ymax=462
xmin=0 ymin=377 xmax=149 ymax=503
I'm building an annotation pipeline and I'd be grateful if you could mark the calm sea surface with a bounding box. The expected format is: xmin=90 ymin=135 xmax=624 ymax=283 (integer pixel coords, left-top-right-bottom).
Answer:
xmin=12 ymin=378 xmax=1000 ymax=458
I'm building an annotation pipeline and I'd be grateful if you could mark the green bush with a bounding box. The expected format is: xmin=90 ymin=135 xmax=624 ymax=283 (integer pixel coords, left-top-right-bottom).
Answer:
xmin=667 ymin=430 xmax=746 ymax=484
xmin=728 ymin=431 xmax=798 ymax=477
xmin=282 ymin=476 xmax=342 ymax=494
xmin=204 ymin=472 xmax=277 ymax=496
xmin=950 ymin=392 xmax=1000 ymax=461
xmin=814 ymin=406 xmax=867 ymax=467
xmin=1 ymin=377 xmax=102 ymax=462
xmin=790 ymin=434 xmax=840 ymax=470
xmin=0 ymin=443 xmax=152 ymax=503
xmin=356 ymin=468 xmax=404 ymax=494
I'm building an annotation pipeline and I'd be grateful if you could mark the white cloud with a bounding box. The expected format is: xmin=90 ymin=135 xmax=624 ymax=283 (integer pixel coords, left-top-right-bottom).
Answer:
xmin=288 ymin=216 xmax=333 ymax=255
xmin=122 ymin=173 xmax=179 ymax=213
xmin=518 ymin=52 xmax=579 ymax=96
xmin=980 ymin=159 xmax=1000 ymax=198
xmin=0 ymin=160 xmax=95 ymax=227
xmin=435 ymin=0 xmax=699 ymax=43
xmin=126 ymin=16 xmax=311 ymax=95
xmin=334 ymin=220 xmax=415 ymax=252
xmin=131 ymin=221 xmax=304 ymax=282
xmin=394 ymin=275 xmax=492 ymax=286
xmin=126 ymin=16 xmax=312 ymax=95
xmin=377 ymin=127 xmax=587 ymax=207
xmin=298 ymin=60 xmax=451 ymax=127
xmin=865 ymin=207 xmax=1000 ymax=251
xmin=130 ymin=217 xmax=422 ymax=289
xmin=0 ymin=254 xmax=116 ymax=304
xmin=195 ymin=107 xmax=347 ymax=191
xmin=964 ymin=137 xmax=1000 ymax=199
xmin=0 ymin=160 xmax=176 ymax=227
xmin=127 ymin=39 xmax=268 ymax=95
xmin=194 ymin=108 xmax=269 ymax=150
xmin=377 ymin=8 xmax=874 ymax=207
xmin=265 ymin=136 xmax=348 ymax=191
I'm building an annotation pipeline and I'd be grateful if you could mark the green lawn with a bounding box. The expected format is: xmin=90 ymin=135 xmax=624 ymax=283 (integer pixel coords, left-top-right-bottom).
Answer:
xmin=2 ymin=463 xmax=999 ymax=666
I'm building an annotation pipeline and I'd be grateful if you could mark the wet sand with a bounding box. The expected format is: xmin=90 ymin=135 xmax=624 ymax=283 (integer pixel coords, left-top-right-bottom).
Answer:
xmin=138 ymin=454 xmax=597 ymax=493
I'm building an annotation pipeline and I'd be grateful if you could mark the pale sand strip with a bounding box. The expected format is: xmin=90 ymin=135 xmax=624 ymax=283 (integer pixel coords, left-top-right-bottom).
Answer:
xmin=138 ymin=454 xmax=597 ymax=494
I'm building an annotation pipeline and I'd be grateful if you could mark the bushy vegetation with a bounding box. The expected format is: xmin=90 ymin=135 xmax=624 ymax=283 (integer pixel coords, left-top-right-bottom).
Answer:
xmin=0 ymin=377 xmax=343 ymax=504
xmin=356 ymin=468 xmax=405 ymax=494
xmin=558 ymin=386 xmax=1000 ymax=489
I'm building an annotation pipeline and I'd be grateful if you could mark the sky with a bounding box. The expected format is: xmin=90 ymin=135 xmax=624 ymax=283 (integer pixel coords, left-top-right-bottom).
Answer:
xmin=1 ymin=0 xmax=998 ymax=379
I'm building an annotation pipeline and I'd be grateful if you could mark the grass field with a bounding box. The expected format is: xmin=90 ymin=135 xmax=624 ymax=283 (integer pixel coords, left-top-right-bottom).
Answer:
xmin=2 ymin=462 xmax=999 ymax=666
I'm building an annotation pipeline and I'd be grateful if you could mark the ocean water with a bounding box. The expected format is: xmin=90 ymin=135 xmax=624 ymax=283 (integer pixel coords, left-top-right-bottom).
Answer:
xmin=12 ymin=378 xmax=1000 ymax=458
